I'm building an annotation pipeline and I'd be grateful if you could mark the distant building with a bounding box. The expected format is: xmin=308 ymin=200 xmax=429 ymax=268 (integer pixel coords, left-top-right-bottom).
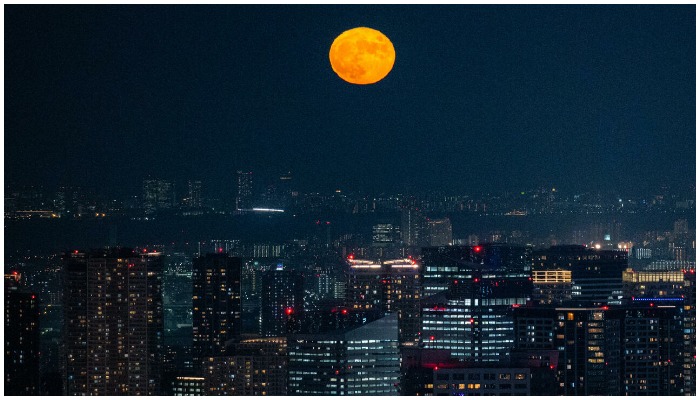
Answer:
xmin=400 ymin=206 xmax=425 ymax=246
xmin=184 ymin=180 xmax=203 ymax=208
xmin=62 ymin=248 xmax=164 ymax=395
xmin=192 ymin=254 xmax=242 ymax=371
xmin=5 ymin=271 xmax=40 ymax=395
xmin=288 ymin=313 xmax=400 ymax=395
xmin=143 ymin=179 xmax=174 ymax=214
xmin=427 ymin=218 xmax=452 ymax=246
xmin=235 ymin=171 xmax=253 ymax=211
xmin=372 ymin=223 xmax=400 ymax=246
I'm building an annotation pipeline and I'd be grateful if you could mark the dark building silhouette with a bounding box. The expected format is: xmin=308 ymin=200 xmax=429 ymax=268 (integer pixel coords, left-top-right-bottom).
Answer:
xmin=192 ymin=253 xmax=242 ymax=371
xmin=62 ymin=248 xmax=164 ymax=395
xmin=5 ymin=271 xmax=40 ymax=395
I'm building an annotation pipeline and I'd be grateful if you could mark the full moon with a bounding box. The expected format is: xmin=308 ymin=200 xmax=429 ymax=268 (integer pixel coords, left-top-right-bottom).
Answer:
xmin=329 ymin=27 xmax=395 ymax=85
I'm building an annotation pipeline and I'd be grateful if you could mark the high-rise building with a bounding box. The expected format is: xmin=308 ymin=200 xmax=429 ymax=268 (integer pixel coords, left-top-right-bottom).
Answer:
xmin=5 ymin=271 xmax=40 ymax=395
xmin=143 ymin=179 xmax=174 ymax=214
xmin=192 ymin=254 xmax=242 ymax=371
xmin=532 ymin=245 xmax=627 ymax=305
xmin=372 ymin=223 xmax=400 ymax=246
xmin=184 ymin=180 xmax=203 ymax=208
xmin=288 ymin=313 xmax=400 ymax=395
xmin=203 ymin=337 xmax=287 ymax=395
xmin=420 ymin=244 xmax=532 ymax=363
xmin=514 ymin=303 xmax=685 ymax=395
xmin=259 ymin=264 xmax=304 ymax=336
xmin=421 ymin=244 xmax=531 ymax=298
xmin=400 ymin=206 xmax=425 ymax=247
xmin=345 ymin=257 xmax=421 ymax=345
xmin=235 ymin=171 xmax=253 ymax=211
xmin=171 ymin=376 xmax=206 ymax=396
xmin=62 ymin=248 xmax=164 ymax=395
xmin=427 ymin=218 xmax=452 ymax=246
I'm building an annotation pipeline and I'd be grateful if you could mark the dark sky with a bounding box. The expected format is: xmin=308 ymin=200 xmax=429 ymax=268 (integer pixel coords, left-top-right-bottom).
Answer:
xmin=5 ymin=5 xmax=695 ymax=195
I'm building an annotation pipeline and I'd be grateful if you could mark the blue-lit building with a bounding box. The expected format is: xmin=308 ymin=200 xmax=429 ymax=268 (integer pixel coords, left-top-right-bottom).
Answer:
xmin=420 ymin=245 xmax=532 ymax=363
xmin=288 ymin=313 xmax=400 ymax=395
xmin=259 ymin=263 xmax=304 ymax=336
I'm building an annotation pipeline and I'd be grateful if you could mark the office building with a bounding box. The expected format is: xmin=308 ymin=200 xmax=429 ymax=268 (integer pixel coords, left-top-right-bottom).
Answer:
xmin=288 ymin=313 xmax=400 ymax=395
xmin=532 ymin=245 xmax=627 ymax=305
xmin=236 ymin=170 xmax=253 ymax=211
xmin=143 ymin=179 xmax=174 ymax=214
xmin=427 ymin=218 xmax=452 ymax=246
xmin=346 ymin=257 xmax=421 ymax=345
xmin=420 ymin=244 xmax=531 ymax=362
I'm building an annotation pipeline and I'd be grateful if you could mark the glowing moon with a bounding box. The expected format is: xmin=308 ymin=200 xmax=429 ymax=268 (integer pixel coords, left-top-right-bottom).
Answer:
xmin=329 ymin=27 xmax=395 ymax=85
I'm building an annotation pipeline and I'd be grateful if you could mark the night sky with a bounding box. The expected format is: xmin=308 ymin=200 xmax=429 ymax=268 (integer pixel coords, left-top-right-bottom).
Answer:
xmin=5 ymin=5 xmax=695 ymax=195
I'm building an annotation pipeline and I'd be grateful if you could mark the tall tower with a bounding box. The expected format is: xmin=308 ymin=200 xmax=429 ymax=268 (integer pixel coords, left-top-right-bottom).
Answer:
xmin=185 ymin=180 xmax=203 ymax=208
xmin=5 ymin=271 xmax=40 ymax=395
xmin=62 ymin=248 xmax=164 ymax=395
xmin=235 ymin=171 xmax=253 ymax=211
xmin=192 ymin=253 xmax=242 ymax=370
xmin=345 ymin=257 xmax=422 ymax=345
xmin=142 ymin=179 xmax=174 ymax=214
xmin=259 ymin=264 xmax=304 ymax=336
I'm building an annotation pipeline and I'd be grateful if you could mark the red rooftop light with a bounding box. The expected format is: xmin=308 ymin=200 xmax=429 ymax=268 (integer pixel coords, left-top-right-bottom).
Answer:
xmin=285 ymin=307 xmax=294 ymax=316
xmin=473 ymin=246 xmax=482 ymax=253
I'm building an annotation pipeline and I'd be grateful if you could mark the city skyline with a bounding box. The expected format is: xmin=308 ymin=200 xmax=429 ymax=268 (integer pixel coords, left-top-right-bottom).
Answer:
xmin=4 ymin=4 xmax=695 ymax=397
xmin=5 ymin=5 xmax=695 ymax=195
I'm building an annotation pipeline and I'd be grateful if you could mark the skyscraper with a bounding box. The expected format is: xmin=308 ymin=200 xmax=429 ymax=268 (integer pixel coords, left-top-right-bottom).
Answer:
xmin=345 ymin=257 xmax=422 ymax=345
xmin=420 ymin=244 xmax=532 ymax=363
xmin=203 ymin=337 xmax=287 ymax=395
xmin=184 ymin=180 xmax=203 ymax=208
xmin=288 ymin=313 xmax=400 ymax=395
xmin=235 ymin=170 xmax=253 ymax=211
xmin=532 ymin=245 xmax=627 ymax=305
xmin=427 ymin=218 xmax=452 ymax=246
xmin=62 ymin=248 xmax=164 ymax=395
xmin=5 ymin=271 xmax=40 ymax=395
xmin=259 ymin=264 xmax=304 ymax=336
xmin=142 ymin=179 xmax=174 ymax=214
xmin=192 ymin=253 xmax=242 ymax=371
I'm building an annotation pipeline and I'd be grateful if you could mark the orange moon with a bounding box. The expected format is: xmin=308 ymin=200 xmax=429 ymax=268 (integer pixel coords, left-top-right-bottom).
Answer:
xmin=329 ymin=27 xmax=395 ymax=85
